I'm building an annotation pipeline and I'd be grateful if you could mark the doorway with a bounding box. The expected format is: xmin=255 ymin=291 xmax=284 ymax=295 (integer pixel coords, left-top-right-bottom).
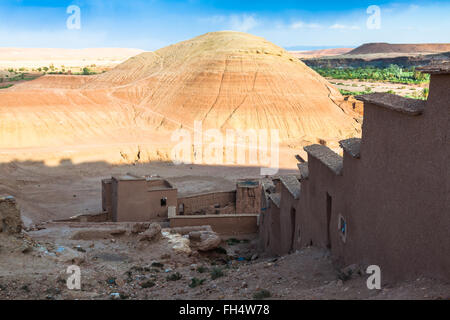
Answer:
xmin=290 ymin=207 xmax=296 ymax=252
xmin=326 ymin=193 xmax=332 ymax=249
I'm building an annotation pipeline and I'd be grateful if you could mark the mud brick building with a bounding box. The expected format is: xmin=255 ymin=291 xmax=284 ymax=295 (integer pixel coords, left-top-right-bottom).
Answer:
xmin=260 ymin=64 xmax=450 ymax=282
xmin=102 ymin=174 xmax=177 ymax=222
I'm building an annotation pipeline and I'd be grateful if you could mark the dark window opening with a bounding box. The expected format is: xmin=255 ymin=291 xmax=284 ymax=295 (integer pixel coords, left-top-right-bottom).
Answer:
xmin=179 ymin=203 xmax=184 ymax=215
xmin=161 ymin=197 xmax=167 ymax=206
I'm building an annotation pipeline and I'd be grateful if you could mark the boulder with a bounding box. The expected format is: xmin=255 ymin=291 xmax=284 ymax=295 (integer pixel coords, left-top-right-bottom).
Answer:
xmin=189 ymin=230 xmax=221 ymax=251
xmin=137 ymin=223 xmax=162 ymax=242
xmin=130 ymin=222 xmax=150 ymax=234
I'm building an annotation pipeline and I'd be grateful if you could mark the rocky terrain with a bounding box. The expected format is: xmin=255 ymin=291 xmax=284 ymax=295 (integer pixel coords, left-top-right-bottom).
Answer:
xmin=1 ymin=220 xmax=448 ymax=300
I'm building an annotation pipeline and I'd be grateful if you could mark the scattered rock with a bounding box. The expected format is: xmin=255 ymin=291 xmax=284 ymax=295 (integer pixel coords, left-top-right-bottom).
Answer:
xmin=115 ymin=278 xmax=126 ymax=287
xmin=131 ymin=222 xmax=150 ymax=234
xmin=338 ymin=264 xmax=362 ymax=281
xmin=137 ymin=223 xmax=162 ymax=242
xmin=189 ymin=230 xmax=221 ymax=251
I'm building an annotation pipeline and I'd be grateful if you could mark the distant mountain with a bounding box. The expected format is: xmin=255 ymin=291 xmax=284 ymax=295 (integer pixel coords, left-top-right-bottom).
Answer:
xmin=290 ymin=48 xmax=353 ymax=59
xmin=348 ymin=43 xmax=450 ymax=55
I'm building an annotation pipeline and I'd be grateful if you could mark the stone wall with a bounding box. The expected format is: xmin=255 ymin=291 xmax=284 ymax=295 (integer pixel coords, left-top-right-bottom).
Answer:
xmin=0 ymin=195 xmax=22 ymax=234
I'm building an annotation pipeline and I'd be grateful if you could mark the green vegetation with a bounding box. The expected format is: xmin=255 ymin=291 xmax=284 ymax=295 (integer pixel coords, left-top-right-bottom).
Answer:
xmin=339 ymin=87 xmax=428 ymax=100
xmin=196 ymin=266 xmax=209 ymax=273
xmin=314 ymin=65 xmax=430 ymax=85
xmin=0 ymin=84 xmax=13 ymax=89
xmin=214 ymin=246 xmax=227 ymax=254
xmin=210 ymin=267 xmax=224 ymax=280
xmin=82 ymin=67 xmax=92 ymax=75
xmin=226 ymin=238 xmax=241 ymax=245
xmin=140 ymin=280 xmax=155 ymax=288
xmin=253 ymin=289 xmax=271 ymax=300
xmin=189 ymin=278 xmax=206 ymax=288
xmin=404 ymin=88 xmax=429 ymax=100
xmin=339 ymin=88 xmax=372 ymax=96
xmin=166 ymin=272 xmax=182 ymax=281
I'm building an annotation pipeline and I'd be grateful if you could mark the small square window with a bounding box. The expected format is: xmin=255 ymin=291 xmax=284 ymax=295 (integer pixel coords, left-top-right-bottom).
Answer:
xmin=161 ymin=197 xmax=167 ymax=206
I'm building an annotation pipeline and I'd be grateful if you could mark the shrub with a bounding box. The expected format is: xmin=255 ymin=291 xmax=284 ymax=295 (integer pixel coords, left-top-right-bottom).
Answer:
xmin=82 ymin=67 xmax=91 ymax=75
xmin=166 ymin=272 xmax=182 ymax=281
xmin=140 ymin=280 xmax=155 ymax=288
xmin=210 ymin=267 xmax=224 ymax=280
xmin=196 ymin=266 xmax=208 ymax=273
xmin=253 ymin=289 xmax=271 ymax=300
xmin=226 ymin=238 xmax=240 ymax=245
xmin=189 ymin=278 xmax=206 ymax=288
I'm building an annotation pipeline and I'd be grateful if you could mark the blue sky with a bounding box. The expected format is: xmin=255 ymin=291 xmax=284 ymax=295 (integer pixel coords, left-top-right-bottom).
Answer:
xmin=0 ymin=0 xmax=449 ymax=50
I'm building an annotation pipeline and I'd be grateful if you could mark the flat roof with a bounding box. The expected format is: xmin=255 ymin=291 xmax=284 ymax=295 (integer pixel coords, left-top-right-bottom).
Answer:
xmin=356 ymin=93 xmax=426 ymax=116
xmin=112 ymin=174 xmax=145 ymax=181
xmin=237 ymin=180 xmax=260 ymax=188
xmin=417 ymin=63 xmax=450 ymax=74
xmin=339 ymin=138 xmax=362 ymax=159
xmin=304 ymin=144 xmax=343 ymax=175
xmin=279 ymin=176 xmax=301 ymax=200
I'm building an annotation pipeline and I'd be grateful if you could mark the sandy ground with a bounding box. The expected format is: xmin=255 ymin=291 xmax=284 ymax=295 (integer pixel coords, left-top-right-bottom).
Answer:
xmin=289 ymin=48 xmax=353 ymax=59
xmin=0 ymin=48 xmax=144 ymax=71
xmin=1 ymin=224 xmax=448 ymax=300
xmin=0 ymin=160 xmax=299 ymax=227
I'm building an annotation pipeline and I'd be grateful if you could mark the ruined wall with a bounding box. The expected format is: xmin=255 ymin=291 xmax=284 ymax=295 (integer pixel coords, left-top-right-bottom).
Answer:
xmin=259 ymin=194 xmax=282 ymax=256
xmin=236 ymin=184 xmax=262 ymax=214
xmin=278 ymin=178 xmax=300 ymax=254
xmin=0 ymin=195 xmax=22 ymax=234
xmin=170 ymin=214 xmax=258 ymax=235
xmin=177 ymin=191 xmax=236 ymax=215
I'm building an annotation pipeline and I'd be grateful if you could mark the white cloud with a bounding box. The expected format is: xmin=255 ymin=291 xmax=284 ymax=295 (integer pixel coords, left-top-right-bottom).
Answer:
xmin=329 ymin=24 xmax=360 ymax=30
xmin=229 ymin=14 xmax=259 ymax=32
xmin=291 ymin=21 xmax=322 ymax=29
xmin=201 ymin=14 xmax=259 ymax=32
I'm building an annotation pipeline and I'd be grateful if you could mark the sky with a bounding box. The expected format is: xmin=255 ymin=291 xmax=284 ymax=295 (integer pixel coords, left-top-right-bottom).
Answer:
xmin=0 ymin=0 xmax=449 ymax=50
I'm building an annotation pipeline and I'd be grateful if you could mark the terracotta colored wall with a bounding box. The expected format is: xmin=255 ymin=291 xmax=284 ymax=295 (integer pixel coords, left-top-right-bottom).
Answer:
xmin=112 ymin=179 xmax=177 ymax=222
xmin=259 ymin=199 xmax=282 ymax=256
xmin=236 ymin=186 xmax=262 ymax=214
xmin=170 ymin=214 xmax=258 ymax=235
xmin=101 ymin=179 xmax=112 ymax=220
xmin=328 ymin=76 xmax=450 ymax=282
xmin=263 ymin=74 xmax=450 ymax=282
xmin=177 ymin=191 xmax=236 ymax=215
xmin=278 ymin=184 xmax=299 ymax=254
xmin=293 ymin=157 xmax=342 ymax=251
